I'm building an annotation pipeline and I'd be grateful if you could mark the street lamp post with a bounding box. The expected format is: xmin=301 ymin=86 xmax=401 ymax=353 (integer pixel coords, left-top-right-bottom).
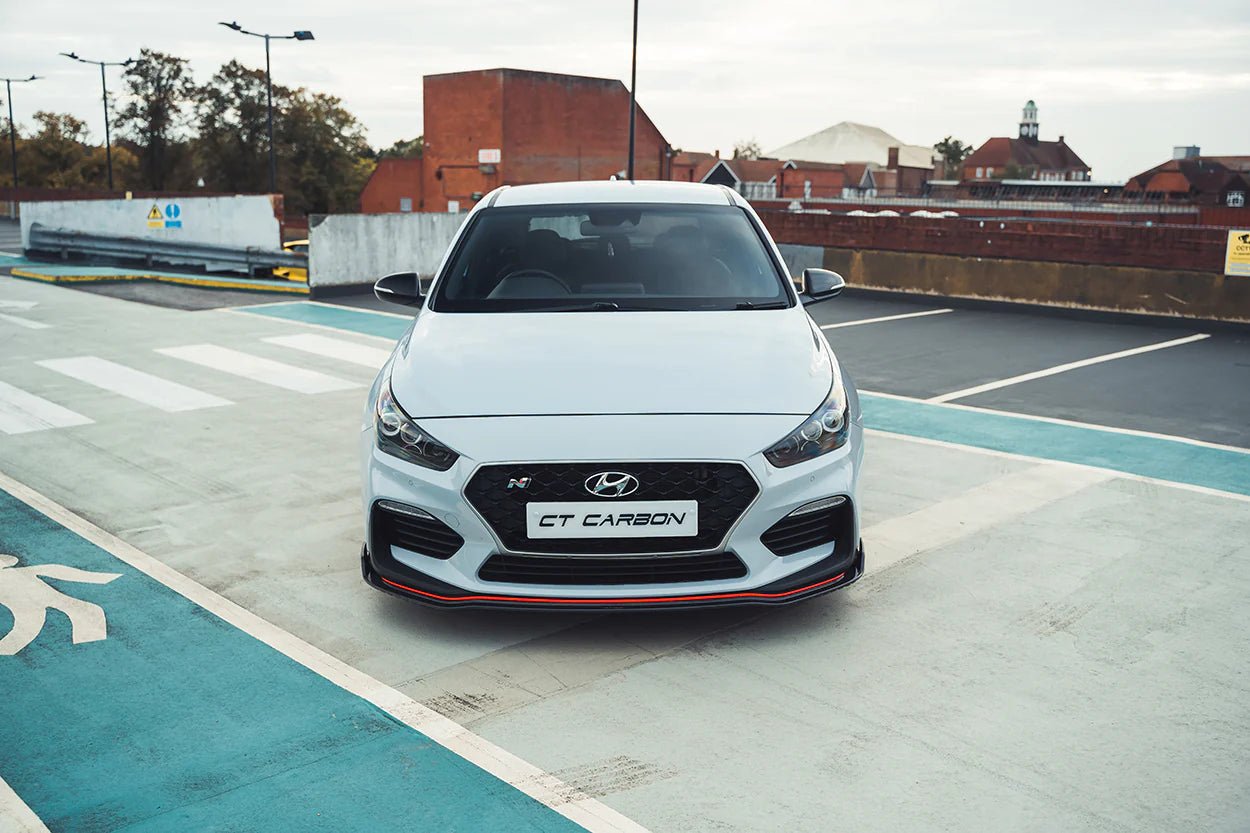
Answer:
xmin=60 ymin=52 xmax=136 ymax=191
xmin=2 ymin=74 xmax=40 ymax=191
xmin=626 ymin=0 xmax=639 ymax=181
xmin=218 ymin=21 xmax=315 ymax=194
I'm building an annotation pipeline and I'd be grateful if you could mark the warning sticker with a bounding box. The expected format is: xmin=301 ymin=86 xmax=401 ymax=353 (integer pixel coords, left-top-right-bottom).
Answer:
xmin=146 ymin=204 xmax=163 ymax=229
xmin=1226 ymin=230 xmax=1250 ymax=277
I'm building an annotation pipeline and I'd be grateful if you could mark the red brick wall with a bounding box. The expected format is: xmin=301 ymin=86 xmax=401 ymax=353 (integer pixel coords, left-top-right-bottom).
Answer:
xmin=359 ymin=157 xmax=423 ymax=213
xmin=761 ymin=211 xmax=1228 ymax=273
xmin=502 ymin=71 xmax=667 ymax=184
xmin=418 ymin=69 xmax=669 ymax=214
xmin=422 ymin=70 xmax=505 ymax=213
xmin=751 ymin=199 xmax=1204 ymax=227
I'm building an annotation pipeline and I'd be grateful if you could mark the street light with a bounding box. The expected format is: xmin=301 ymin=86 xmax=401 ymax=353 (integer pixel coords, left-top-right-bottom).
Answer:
xmin=60 ymin=52 xmax=137 ymax=191
xmin=218 ymin=21 xmax=315 ymax=194
xmin=626 ymin=0 xmax=640 ymax=180
xmin=2 ymin=74 xmax=41 ymax=190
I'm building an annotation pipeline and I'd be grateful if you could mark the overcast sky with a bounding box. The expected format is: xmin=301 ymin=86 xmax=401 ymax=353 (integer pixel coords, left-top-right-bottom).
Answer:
xmin=2 ymin=0 xmax=1248 ymax=181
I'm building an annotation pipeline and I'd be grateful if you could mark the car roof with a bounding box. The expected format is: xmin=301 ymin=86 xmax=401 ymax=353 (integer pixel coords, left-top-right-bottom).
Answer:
xmin=490 ymin=180 xmax=744 ymax=208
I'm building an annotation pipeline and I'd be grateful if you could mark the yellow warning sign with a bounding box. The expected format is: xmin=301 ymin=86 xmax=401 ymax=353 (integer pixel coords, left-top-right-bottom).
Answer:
xmin=146 ymin=204 xmax=163 ymax=229
xmin=1226 ymin=230 xmax=1250 ymax=277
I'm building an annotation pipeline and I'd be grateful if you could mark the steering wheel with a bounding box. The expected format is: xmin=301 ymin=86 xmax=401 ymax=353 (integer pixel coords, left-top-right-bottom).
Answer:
xmin=498 ymin=268 xmax=572 ymax=294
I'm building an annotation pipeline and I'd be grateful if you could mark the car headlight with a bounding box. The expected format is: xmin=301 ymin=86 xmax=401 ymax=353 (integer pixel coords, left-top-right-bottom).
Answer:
xmin=763 ymin=377 xmax=850 ymax=468
xmin=375 ymin=382 xmax=460 ymax=471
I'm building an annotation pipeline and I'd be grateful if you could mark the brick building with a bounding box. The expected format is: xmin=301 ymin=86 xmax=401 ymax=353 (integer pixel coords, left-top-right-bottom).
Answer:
xmin=359 ymin=157 xmax=423 ymax=213
xmin=1123 ymin=149 xmax=1249 ymax=207
xmin=961 ymin=101 xmax=1090 ymax=183
xmin=414 ymin=68 xmax=670 ymax=213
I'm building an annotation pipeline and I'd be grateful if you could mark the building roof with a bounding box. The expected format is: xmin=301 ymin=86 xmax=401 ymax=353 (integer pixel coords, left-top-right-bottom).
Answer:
xmin=963 ymin=137 xmax=1089 ymax=172
xmin=1123 ymin=156 xmax=1250 ymax=194
xmin=767 ymin=121 xmax=934 ymax=168
xmin=492 ymin=180 xmax=740 ymax=207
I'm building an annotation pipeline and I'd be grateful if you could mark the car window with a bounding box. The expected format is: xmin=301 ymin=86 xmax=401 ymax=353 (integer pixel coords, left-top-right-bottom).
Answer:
xmin=431 ymin=203 xmax=789 ymax=312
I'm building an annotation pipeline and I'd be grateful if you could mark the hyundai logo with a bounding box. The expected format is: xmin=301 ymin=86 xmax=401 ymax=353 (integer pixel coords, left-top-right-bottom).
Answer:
xmin=584 ymin=471 xmax=640 ymax=498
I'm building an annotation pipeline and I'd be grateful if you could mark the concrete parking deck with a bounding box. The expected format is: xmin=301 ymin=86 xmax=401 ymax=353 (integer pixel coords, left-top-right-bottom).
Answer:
xmin=2 ymin=270 xmax=1248 ymax=832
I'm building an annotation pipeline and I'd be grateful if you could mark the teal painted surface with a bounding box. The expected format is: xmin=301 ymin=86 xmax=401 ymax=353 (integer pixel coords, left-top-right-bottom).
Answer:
xmin=239 ymin=301 xmax=412 ymax=339
xmin=862 ymin=394 xmax=1250 ymax=497
xmin=0 ymin=490 xmax=585 ymax=832
xmin=0 ymin=253 xmax=35 ymax=267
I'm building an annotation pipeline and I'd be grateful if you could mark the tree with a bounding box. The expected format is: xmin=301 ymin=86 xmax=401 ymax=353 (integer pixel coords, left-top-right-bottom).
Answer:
xmin=114 ymin=49 xmax=196 ymax=189
xmin=192 ymin=60 xmax=278 ymax=193
xmin=378 ymin=136 xmax=423 ymax=159
xmin=277 ymin=88 xmax=373 ymax=215
xmin=934 ymin=136 xmax=972 ymax=179
xmin=733 ymin=139 xmax=762 ymax=160
xmin=8 ymin=112 xmax=137 ymax=189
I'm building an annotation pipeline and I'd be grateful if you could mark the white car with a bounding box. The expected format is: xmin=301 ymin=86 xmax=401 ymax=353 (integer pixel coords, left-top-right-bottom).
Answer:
xmin=361 ymin=181 xmax=864 ymax=608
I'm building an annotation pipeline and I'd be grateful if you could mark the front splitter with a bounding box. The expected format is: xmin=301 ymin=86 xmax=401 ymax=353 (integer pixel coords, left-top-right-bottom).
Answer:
xmin=361 ymin=545 xmax=864 ymax=611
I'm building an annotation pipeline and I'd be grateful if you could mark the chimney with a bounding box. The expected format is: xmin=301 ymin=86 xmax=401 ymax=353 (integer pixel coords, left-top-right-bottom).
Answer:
xmin=887 ymin=146 xmax=899 ymax=169
xmin=714 ymin=149 xmax=720 ymax=159
xmin=1058 ymin=135 xmax=1065 ymax=143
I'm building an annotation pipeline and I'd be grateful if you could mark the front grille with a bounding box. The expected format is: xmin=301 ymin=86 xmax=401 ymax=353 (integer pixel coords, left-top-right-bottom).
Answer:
xmin=478 ymin=552 xmax=748 ymax=585
xmin=761 ymin=497 xmax=854 ymax=557
xmin=464 ymin=462 xmax=759 ymax=554
xmin=373 ymin=501 xmax=464 ymax=560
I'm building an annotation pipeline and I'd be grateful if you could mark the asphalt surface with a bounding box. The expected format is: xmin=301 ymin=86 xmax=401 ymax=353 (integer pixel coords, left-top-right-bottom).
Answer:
xmin=0 ymin=272 xmax=1245 ymax=830
xmin=3 ymin=246 xmax=1250 ymax=832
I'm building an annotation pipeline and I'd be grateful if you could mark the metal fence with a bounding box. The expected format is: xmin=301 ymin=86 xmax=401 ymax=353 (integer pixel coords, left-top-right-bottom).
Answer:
xmin=26 ymin=224 xmax=305 ymax=274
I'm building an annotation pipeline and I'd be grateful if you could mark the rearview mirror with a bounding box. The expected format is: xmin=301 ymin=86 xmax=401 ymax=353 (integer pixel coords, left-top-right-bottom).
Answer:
xmin=374 ymin=272 xmax=423 ymax=308
xmin=800 ymin=268 xmax=845 ymax=306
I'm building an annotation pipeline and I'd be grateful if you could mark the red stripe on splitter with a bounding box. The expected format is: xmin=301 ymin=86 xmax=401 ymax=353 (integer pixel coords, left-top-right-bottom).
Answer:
xmin=379 ymin=574 xmax=846 ymax=605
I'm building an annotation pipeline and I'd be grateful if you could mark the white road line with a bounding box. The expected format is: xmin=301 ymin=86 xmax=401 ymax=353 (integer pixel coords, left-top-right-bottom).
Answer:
xmin=0 ymin=470 xmax=650 ymax=833
xmin=37 ymin=357 xmax=233 ymax=413
xmin=0 ymin=381 xmax=92 ymax=435
xmin=156 ymin=345 xmax=361 ymax=394
xmin=863 ymin=463 xmax=1113 ymax=576
xmin=0 ymin=775 xmax=50 ymax=833
xmin=0 ymin=312 xmax=49 ymax=330
xmin=820 ymin=308 xmax=952 ymax=329
xmin=927 ymin=333 xmax=1210 ymax=403
xmin=263 ymin=333 xmax=392 ymax=368
xmin=0 ymin=251 xmax=23 ymax=259
xmin=861 ymin=389 xmax=1250 ymax=456
xmin=0 ymin=300 xmax=39 ymax=310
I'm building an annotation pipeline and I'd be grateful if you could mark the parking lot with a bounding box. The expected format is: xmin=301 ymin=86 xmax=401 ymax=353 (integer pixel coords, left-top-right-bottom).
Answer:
xmin=2 ymin=259 xmax=1249 ymax=832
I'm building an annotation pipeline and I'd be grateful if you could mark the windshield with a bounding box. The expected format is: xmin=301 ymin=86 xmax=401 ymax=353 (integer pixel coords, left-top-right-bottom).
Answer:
xmin=430 ymin=203 xmax=790 ymax=312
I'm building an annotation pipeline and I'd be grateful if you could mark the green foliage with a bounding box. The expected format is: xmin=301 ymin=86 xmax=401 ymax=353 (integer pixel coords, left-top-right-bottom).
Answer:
xmin=114 ymin=49 xmax=196 ymax=189
xmin=933 ymin=136 xmax=972 ymax=178
xmin=192 ymin=60 xmax=279 ymax=194
xmin=7 ymin=50 xmax=376 ymax=213
xmin=378 ymin=136 xmax=423 ymax=159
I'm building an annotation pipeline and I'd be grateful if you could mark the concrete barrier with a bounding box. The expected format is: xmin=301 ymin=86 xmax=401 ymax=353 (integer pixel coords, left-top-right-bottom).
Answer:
xmin=308 ymin=212 xmax=466 ymax=293
xmin=20 ymin=195 xmax=282 ymax=252
xmin=814 ymin=247 xmax=1250 ymax=323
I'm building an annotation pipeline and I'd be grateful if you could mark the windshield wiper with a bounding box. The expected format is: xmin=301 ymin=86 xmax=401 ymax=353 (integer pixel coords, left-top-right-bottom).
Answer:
xmin=734 ymin=300 xmax=789 ymax=310
xmin=531 ymin=302 xmax=682 ymax=312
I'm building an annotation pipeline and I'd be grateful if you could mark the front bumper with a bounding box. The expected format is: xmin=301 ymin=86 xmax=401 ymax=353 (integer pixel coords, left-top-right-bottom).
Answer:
xmin=361 ymin=412 xmax=865 ymax=609
xmin=362 ymin=540 xmax=864 ymax=610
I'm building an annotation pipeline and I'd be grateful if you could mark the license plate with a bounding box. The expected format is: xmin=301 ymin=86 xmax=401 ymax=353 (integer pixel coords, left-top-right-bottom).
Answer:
xmin=525 ymin=500 xmax=699 ymax=539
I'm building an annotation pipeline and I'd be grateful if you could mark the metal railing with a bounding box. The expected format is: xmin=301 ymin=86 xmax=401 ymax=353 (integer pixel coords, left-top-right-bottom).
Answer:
xmin=26 ymin=223 xmax=306 ymax=273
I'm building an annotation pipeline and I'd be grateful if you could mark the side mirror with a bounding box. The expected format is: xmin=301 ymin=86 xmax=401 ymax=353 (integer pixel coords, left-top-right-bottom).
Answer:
xmin=374 ymin=271 xmax=423 ymax=308
xmin=800 ymin=268 xmax=845 ymax=306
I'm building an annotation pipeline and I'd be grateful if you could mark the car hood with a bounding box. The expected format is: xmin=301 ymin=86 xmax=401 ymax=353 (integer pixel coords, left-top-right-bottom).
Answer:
xmin=388 ymin=308 xmax=833 ymax=418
